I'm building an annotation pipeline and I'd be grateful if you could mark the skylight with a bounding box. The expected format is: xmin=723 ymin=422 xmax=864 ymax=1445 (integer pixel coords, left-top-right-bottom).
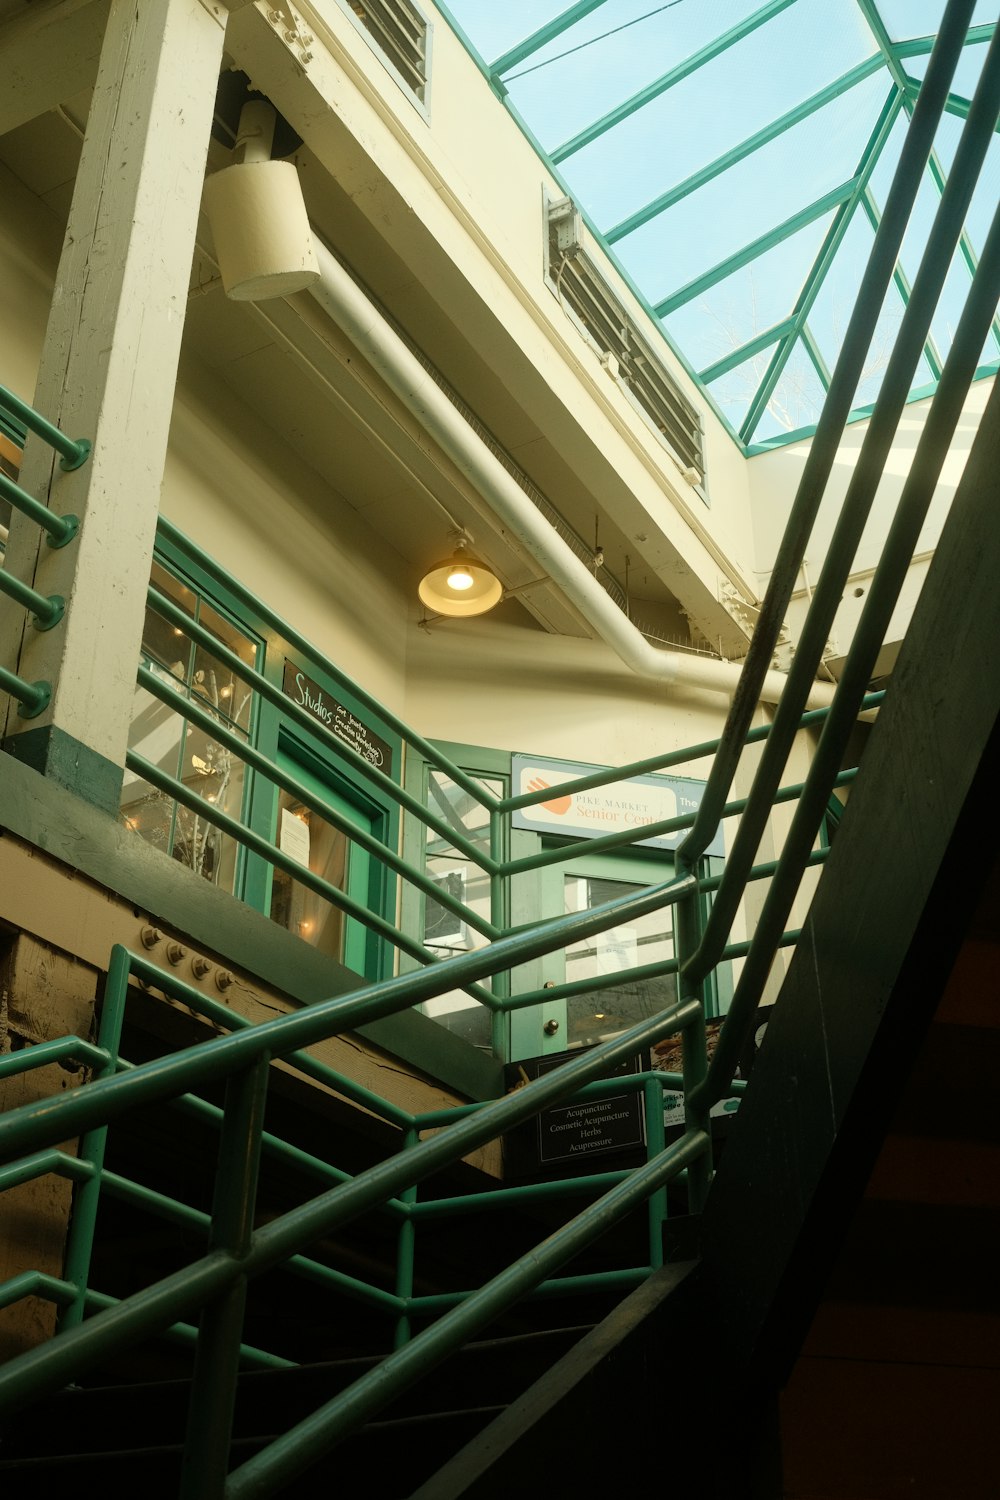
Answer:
xmin=441 ymin=0 xmax=999 ymax=451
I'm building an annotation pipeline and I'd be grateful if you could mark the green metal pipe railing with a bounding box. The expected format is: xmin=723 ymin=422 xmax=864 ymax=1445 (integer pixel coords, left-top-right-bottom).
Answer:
xmin=0 ymin=975 xmax=704 ymax=1422
xmin=503 ymin=767 xmax=857 ymax=877
xmin=0 ymin=472 xmax=78 ymax=548
xmin=223 ymin=1126 xmax=709 ymax=1499
xmin=144 ymin=584 xmax=493 ymax=867
xmin=135 ymin=661 xmax=499 ymax=942
xmin=499 ymin=693 xmax=882 ymax=816
xmin=676 ymin=0 xmax=974 ymax=876
xmin=128 ymin=745 xmax=474 ymax=984
xmin=0 ymin=382 xmax=90 ymax=472
xmin=0 ymin=662 xmax=50 ymax=719
xmin=0 ymin=1036 xmax=109 ymax=1079
xmin=155 ymin=518 xmax=496 ymax=812
xmin=0 ymin=877 xmax=696 ymax=1170
xmin=701 ymin=178 xmax=1000 ymax=1109
xmin=0 ymin=570 xmax=63 ymax=630
xmin=686 ymin=20 xmax=1000 ymax=999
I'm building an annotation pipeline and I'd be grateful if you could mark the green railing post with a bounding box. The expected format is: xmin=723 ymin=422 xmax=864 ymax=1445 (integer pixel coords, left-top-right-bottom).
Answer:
xmin=179 ymin=1055 xmax=270 ymax=1500
xmin=393 ymin=1127 xmax=420 ymax=1350
xmin=59 ymin=948 xmax=132 ymax=1331
xmin=490 ymin=805 xmax=509 ymax=1058
xmin=675 ymin=861 xmax=712 ymax=1215
xmin=643 ymin=1076 xmax=667 ymax=1271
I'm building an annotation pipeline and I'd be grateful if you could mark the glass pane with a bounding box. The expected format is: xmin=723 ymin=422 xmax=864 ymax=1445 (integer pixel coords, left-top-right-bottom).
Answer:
xmin=425 ymin=770 xmax=497 ymax=855
xmin=420 ymin=772 xmax=500 ymax=1050
xmin=268 ymin=791 xmax=351 ymax=962
xmin=123 ymin=564 xmax=259 ymax=889
xmin=563 ymin=874 xmax=676 ymax=1046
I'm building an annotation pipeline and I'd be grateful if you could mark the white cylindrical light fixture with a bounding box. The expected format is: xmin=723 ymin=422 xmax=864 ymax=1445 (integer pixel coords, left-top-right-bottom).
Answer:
xmin=204 ymin=160 xmax=319 ymax=301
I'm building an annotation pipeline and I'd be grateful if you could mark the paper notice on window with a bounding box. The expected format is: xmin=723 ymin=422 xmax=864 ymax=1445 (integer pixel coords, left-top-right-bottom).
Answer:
xmin=596 ymin=925 xmax=637 ymax=974
xmin=279 ymin=807 xmax=311 ymax=869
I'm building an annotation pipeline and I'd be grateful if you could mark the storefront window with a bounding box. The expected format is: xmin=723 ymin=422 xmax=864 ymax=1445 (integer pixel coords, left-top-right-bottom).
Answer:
xmin=420 ymin=769 xmax=499 ymax=1048
xmin=563 ymin=873 xmax=675 ymax=1047
xmin=120 ymin=561 xmax=259 ymax=893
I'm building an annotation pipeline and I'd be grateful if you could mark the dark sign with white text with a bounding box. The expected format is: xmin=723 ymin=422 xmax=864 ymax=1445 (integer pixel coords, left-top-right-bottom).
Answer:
xmin=282 ymin=661 xmax=392 ymax=774
xmin=504 ymin=1048 xmax=647 ymax=1178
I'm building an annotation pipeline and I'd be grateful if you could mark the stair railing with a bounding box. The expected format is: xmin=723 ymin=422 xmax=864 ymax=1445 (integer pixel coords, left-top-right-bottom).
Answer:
xmin=0 ymin=4 xmax=996 ymax=1491
xmin=675 ymin=1 xmax=1000 ymax=1118
xmin=0 ymin=383 xmax=89 ymax=720
xmin=0 ymin=892 xmax=706 ymax=1490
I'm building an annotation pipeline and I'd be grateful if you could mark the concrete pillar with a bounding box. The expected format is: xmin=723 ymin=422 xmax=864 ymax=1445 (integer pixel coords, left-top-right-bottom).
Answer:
xmin=1 ymin=0 xmax=231 ymax=811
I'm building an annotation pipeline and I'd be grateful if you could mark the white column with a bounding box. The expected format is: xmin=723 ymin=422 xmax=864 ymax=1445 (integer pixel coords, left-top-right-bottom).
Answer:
xmin=1 ymin=0 xmax=231 ymax=809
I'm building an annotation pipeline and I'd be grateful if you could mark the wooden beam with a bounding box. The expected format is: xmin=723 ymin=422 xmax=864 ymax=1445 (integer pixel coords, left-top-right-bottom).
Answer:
xmin=1 ymin=0 xmax=228 ymax=805
xmin=0 ymin=0 xmax=109 ymax=135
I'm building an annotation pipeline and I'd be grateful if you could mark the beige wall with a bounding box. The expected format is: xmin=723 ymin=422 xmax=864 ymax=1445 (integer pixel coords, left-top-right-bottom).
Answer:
xmin=748 ymin=377 xmax=993 ymax=664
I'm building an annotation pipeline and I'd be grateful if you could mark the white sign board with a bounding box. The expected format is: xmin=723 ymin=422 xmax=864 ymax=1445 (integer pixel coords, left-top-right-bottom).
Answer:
xmin=511 ymin=755 xmax=723 ymax=856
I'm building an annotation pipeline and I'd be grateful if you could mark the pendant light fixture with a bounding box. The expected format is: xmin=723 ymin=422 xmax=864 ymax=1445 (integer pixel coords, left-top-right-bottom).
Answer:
xmin=203 ymin=99 xmax=319 ymax=302
xmin=418 ymin=531 xmax=503 ymax=618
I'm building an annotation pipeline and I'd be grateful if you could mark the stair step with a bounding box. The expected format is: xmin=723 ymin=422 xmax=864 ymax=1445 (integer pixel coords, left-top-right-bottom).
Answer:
xmin=0 ymin=1409 xmax=507 ymax=1495
xmin=0 ymin=1325 xmax=589 ymax=1469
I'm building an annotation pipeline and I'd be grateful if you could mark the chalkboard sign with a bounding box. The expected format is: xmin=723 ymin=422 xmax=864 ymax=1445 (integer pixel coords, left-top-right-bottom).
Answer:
xmin=282 ymin=661 xmax=392 ymax=775
xmin=504 ymin=1048 xmax=647 ymax=1179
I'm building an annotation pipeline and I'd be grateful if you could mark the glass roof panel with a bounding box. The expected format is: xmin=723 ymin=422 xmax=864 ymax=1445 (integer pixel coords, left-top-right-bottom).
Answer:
xmin=700 ymin=348 xmax=775 ymax=432
xmin=877 ymin=0 xmax=998 ymax=41
xmin=443 ymin=0 xmax=999 ymax=449
xmin=746 ymin=341 xmax=829 ymax=440
xmin=499 ymin=0 xmax=770 ymax=153
xmin=661 ymin=218 xmax=837 ymax=374
xmin=806 ymin=212 xmax=881 ymax=369
xmin=606 ymin=80 xmax=886 ymax=306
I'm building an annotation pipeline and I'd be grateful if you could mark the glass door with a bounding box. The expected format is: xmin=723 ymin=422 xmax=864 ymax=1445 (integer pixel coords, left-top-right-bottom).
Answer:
xmin=509 ymin=850 xmax=677 ymax=1062
xmin=247 ymin=735 xmax=384 ymax=978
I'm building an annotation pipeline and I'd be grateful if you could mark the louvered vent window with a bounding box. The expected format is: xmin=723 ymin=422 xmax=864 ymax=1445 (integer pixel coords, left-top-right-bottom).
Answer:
xmin=348 ymin=0 xmax=428 ymax=104
xmin=547 ymin=205 xmax=706 ymax=487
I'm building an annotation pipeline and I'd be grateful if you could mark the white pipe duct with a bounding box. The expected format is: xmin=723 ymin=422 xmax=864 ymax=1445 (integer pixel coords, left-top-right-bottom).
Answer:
xmin=307 ymin=241 xmax=838 ymax=710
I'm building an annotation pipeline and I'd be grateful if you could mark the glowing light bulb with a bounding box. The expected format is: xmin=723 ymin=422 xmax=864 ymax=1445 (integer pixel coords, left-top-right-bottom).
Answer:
xmin=447 ymin=564 xmax=474 ymax=591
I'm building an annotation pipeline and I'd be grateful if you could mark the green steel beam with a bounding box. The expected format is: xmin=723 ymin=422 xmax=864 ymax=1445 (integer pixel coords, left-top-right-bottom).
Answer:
xmin=861 ymin=187 xmax=944 ymax=379
xmin=489 ymin=0 xmax=609 ymax=78
xmin=698 ymin=316 xmax=798 ymax=386
xmin=904 ymin=79 xmax=1000 ymax=131
xmin=550 ymin=0 xmax=800 ymax=164
xmin=800 ymin=324 xmax=833 ymax=390
xmin=654 ymin=179 xmax=857 ymax=319
xmin=893 ymin=22 xmax=995 ymax=58
xmin=738 ymin=85 xmax=903 ymax=440
xmin=605 ymin=54 xmax=883 ymax=245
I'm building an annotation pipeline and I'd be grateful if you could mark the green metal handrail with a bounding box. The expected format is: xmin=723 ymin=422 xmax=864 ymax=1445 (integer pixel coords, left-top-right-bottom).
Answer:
xmin=0 ymin=662 xmax=50 ymax=720
xmin=1 ymin=9 xmax=992 ymax=1491
xmin=0 ymin=472 xmax=78 ymax=548
xmin=0 ymin=929 xmax=704 ymax=1422
xmin=0 ymin=382 xmax=90 ymax=472
xmin=0 ymin=386 xmax=89 ymax=719
xmin=666 ymin=2 xmax=987 ymax=1121
xmin=156 ymin=517 xmax=494 ymax=811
